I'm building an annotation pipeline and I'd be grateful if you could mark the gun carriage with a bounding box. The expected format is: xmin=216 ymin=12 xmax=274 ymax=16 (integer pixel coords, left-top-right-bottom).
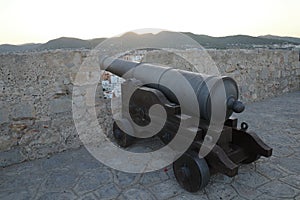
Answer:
xmin=100 ymin=56 xmax=272 ymax=192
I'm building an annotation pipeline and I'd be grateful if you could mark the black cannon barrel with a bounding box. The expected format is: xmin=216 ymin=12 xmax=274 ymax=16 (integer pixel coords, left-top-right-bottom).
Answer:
xmin=100 ymin=56 xmax=244 ymax=121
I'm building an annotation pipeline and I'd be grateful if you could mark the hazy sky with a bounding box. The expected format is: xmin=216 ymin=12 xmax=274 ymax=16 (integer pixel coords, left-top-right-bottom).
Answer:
xmin=0 ymin=0 xmax=299 ymax=44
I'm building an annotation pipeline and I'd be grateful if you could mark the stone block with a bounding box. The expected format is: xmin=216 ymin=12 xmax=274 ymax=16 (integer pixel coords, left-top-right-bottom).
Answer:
xmin=252 ymin=93 xmax=257 ymax=100
xmin=248 ymin=84 xmax=255 ymax=92
xmin=260 ymin=68 xmax=269 ymax=79
xmin=71 ymin=71 xmax=100 ymax=86
xmin=12 ymin=102 xmax=35 ymax=119
xmin=249 ymin=70 xmax=257 ymax=79
xmin=50 ymin=98 xmax=72 ymax=114
xmin=0 ymin=135 xmax=15 ymax=151
xmin=225 ymin=65 xmax=237 ymax=73
xmin=281 ymin=79 xmax=289 ymax=88
xmin=63 ymin=76 xmax=71 ymax=84
xmin=0 ymin=148 xmax=26 ymax=167
xmin=277 ymin=70 xmax=282 ymax=78
xmin=0 ymin=107 xmax=9 ymax=124
xmin=70 ymin=72 xmax=87 ymax=85
xmin=28 ymin=129 xmax=61 ymax=146
xmin=19 ymin=129 xmax=40 ymax=146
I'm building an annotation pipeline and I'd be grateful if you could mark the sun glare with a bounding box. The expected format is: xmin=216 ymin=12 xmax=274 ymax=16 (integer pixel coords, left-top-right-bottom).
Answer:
xmin=0 ymin=0 xmax=299 ymax=44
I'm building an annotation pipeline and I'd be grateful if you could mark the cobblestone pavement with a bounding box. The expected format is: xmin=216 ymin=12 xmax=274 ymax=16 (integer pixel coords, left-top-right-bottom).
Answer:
xmin=1 ymin=91 xmax=299 ymax=200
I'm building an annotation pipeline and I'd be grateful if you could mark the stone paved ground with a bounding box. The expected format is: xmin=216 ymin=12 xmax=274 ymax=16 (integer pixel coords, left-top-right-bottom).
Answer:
xmin=0 ymin=91 xmax=299 ymax=200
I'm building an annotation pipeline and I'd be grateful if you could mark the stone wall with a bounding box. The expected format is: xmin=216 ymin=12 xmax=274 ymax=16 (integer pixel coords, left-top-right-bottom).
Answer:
xmin=210 ymin=49 xmax=300 ymax=101
xmin=0 ymin=49 xmax=299 ymax=167
xmin=143 ymin=49 xmax=300 ymax=102
xmin=0 ymin=50 xmax=111 ymax=167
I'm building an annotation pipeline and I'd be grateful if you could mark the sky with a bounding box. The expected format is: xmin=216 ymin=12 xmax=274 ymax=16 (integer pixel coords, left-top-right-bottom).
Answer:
xmin=0 ymin=0 xmax=299 ymax=45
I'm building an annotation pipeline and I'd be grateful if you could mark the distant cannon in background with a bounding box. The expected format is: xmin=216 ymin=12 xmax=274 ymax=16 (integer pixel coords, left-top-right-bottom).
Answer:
xmin=100 ymin=56 xmax=272 ymax=192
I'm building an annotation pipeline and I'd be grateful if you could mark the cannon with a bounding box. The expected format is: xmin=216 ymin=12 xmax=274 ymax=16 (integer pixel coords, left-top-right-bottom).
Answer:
xmin=100 ymin=56 xmax=272 ymax=192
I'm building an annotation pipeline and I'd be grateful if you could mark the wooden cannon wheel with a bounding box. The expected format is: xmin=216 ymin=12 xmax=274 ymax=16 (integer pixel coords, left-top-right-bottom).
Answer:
xmin=173 ymin=150 xmax=210 ymax=192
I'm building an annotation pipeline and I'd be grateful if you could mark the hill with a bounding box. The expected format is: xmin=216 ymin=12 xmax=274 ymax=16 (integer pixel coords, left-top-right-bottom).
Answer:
xmin=1 ymin=32 xmax=299 ymax=53
xmin=36 ymin=37 xmax=89 ymax=50
xmin=184 ymin=33 xmax=297 ymax=49
xmin=259 ymin=35 xmax=300 ymax=44
xmin=0 ymin=43 xmax=40 ymax=53
xmin=37 ymin=37 xmax=106 ymax=50
xmin=0 ymin=37 xmax=106 ymax=53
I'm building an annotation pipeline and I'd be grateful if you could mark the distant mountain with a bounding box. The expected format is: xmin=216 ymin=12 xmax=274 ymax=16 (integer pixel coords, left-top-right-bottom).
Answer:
xmin=259 ymin=35 xmax=300 ymax=44
xmin=1 ymin=32 xmax=300 ymax=53
xmin=184 ymin=33 xmax=297 ymax=49
xmin=36 ymin=37 xmax=89 ymax=50
xmin=100 ymin=31 xmax=201 ymax=52
xmin=0 ymin=43 xmax=40 ymax=53
xmin=39 ymin=37 xmax=106 ymax=50
xmin=0 ymin=37 xmax=106 ymax=53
